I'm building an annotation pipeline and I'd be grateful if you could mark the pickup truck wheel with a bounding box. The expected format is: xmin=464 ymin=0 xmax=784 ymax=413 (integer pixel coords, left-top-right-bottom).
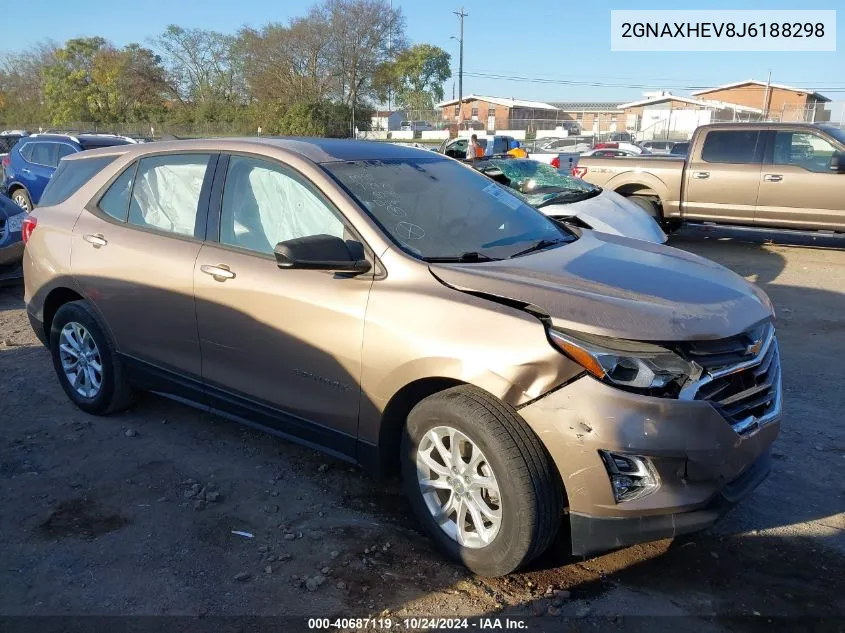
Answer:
xmin=401 ymin=385 xmax=563 ymax=577
xmin=627 ymin=195 xmax=661 ymax=220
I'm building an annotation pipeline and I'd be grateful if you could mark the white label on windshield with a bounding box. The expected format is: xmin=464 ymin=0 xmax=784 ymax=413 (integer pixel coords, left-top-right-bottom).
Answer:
xmin=482 ymin=183 xmax=522 ymax=210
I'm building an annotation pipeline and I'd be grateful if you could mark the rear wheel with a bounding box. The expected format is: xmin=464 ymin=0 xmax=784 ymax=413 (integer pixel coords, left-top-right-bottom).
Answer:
xmin=627 ymin=195 xmax=661 ymax=220
xmin=49 ymin=300 xmax=134 ymax=415
xmin=401 ymin=385 xmax=563 ymax=576
xmin=11 ymin=189 xmax=32 ymax=212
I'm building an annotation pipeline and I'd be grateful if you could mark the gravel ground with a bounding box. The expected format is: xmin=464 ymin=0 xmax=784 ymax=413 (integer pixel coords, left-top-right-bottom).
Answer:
xmin=1 ymin=226 xmax=844 ymax=631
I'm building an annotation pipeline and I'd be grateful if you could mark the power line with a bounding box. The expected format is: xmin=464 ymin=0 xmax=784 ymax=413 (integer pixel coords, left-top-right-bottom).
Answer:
xmin=458 ymin=71 xmax=845 ymax=93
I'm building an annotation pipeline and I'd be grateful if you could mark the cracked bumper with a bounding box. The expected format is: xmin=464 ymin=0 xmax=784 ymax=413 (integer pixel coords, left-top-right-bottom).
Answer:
xmin=518 ymin=375 xmax=780 ymax=555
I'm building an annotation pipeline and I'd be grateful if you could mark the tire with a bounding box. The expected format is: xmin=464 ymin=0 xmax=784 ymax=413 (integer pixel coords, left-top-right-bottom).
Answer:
xmin=401 ymin=385 xmax=563 ymax=576
xmin=11 ymin=188 xmax=32 ymax=212
xmin=49 ymin=300 xmax=134 ymax=415
xmin=627 ymin=195 xmax=661 ymax=220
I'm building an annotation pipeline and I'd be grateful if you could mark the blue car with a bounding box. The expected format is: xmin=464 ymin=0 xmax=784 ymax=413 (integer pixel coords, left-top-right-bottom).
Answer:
xmin=0 ymin=192 xmax=28 ymax=283
xmin=2 ymin=133 xmax=136 ymax=211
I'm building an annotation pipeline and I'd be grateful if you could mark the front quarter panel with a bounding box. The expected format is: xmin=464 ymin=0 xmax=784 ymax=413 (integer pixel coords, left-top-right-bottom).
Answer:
xmin=358 ymin=248 xmax=583 ymax=446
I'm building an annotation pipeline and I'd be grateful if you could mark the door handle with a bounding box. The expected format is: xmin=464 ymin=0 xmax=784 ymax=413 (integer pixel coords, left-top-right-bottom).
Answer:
xmin=21 ymin=168 xmax=31 ymax=174
xmin=693 ymin=171 xmax=710 ymax=179
xmin=763 ymin=174 xmax=783 ymax=182
xmin=200 ymin=264 xmax=236 ymax=282
xmin=83 ymin=233 xmax=107 ymax=247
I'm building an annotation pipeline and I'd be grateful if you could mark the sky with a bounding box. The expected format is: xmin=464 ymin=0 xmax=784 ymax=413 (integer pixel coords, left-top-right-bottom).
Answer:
xmin=4 ymin=0 xmax=844 ymax=118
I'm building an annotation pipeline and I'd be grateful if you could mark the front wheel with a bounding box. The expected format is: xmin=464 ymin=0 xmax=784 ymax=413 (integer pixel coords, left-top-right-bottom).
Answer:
xmin=401 ymin=386 xmax=563 ymax=576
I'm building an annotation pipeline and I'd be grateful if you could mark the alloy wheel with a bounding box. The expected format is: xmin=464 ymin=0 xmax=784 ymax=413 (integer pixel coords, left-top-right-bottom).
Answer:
xmin=416 ymin=425 xmax=502 ymax=548
xmin=59 ymin=322 xmax=103 ymax=399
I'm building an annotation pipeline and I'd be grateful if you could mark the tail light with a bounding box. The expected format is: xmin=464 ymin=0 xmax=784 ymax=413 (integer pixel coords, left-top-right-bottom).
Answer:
xmin=21 ymin=216 xmax=37 ymax=244
xmin=572 ymin=166 xmax=588 ymax=179
xmin=2 ymin=156 xmax=9 ymax=168
xmin=551 ymin=156 xmax=560 ymax=169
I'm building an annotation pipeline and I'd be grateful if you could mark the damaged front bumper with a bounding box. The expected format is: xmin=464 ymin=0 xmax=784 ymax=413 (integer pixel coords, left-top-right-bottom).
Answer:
xmin=518 ymin=374 xmax=780 ymax=557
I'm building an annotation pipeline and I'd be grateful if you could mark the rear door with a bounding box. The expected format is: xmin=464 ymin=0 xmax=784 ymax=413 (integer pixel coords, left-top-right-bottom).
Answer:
xmin=754 ymin=129 xmax=845 ymax=230
xmin=682 ymin=129 xmax=764 ymax=223
xmin=18 ymin=142 xmax=58 ymax=202
xmin=72 ymin=152 xmax=217 ymax=379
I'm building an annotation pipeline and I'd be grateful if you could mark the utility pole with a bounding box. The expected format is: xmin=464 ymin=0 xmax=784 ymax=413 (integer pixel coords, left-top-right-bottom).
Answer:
xmin=453 ymin=8 xmax=468 ymax=122
xmin=762 ymin=69 xmax=772 ymax=120
xmin=387 ymin=0 xmax=393 ymax=115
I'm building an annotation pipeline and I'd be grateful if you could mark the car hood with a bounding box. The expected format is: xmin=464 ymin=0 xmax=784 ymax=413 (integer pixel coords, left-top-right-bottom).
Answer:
xmin=541 ymin=189 xmax=667 ymax=244
xmin=0 ymin=194 xmax=26 ymax=221
xmin=429 ymin=230 xmax=773 ymax=341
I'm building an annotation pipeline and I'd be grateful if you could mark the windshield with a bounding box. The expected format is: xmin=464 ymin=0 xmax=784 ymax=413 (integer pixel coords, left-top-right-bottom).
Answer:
xmin=324 ymin=157 xmax=575 ymax=261
xmin=820 ymin=125 xmax=845 ymax=146
xmin=476 ymin=159 xmax=599 ymax=208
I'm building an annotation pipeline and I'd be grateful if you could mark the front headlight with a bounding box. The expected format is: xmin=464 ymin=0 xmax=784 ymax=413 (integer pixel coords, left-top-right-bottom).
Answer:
xmin=549 ymin=329 xmax=702 ymax=395
xmin=6 ymin=211 xmax=28 ymax=233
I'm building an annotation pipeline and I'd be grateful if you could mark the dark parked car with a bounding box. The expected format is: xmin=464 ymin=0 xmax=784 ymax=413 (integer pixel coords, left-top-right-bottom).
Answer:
xmin=669 ymin=141 xmax=690 ymax=156
xmin=2 ymin=133 xmax=136 ymax=211
xmin=0 ymin=192 xmax=27 ymax=283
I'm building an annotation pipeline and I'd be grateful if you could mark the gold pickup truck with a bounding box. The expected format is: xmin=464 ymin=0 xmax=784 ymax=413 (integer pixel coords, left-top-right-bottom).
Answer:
xmin=575 ymin=122 xmax=845 ymax=232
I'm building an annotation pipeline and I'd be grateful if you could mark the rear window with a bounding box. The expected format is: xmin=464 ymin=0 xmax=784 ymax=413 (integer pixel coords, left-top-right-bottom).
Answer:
xmin=38 ymin=156 xmax=117 ymax=207
xmin=79 ymin=138 xmax=133 ymax=151
xmin=701 ymin=131 xmax=763 ymax=164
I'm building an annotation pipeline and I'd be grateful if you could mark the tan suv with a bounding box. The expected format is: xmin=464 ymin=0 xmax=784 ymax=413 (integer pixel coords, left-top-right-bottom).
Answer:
xmin=23 ymin=138 xmax=782 ymax=576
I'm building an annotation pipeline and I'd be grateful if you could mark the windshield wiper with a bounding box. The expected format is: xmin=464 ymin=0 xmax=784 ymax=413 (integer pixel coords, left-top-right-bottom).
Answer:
xmin=422 ymin=252 xmax=499 ymax=263
xmin=509 ymin=238 xmax=567 ymax=259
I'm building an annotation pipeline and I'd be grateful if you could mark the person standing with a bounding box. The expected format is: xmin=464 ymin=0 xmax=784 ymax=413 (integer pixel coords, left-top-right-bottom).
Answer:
xmin=466 ymin=134 xmax=483 ymax=160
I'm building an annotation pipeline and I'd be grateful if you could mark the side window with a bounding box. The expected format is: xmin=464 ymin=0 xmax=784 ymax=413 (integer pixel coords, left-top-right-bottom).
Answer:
xmin=29 ymin=142 xmax=57 ymax=166
xmin=772 ymin=131 xmax=841 ymax=173
xmin=219 ymin=156 xmax=344 ymax=256
xmin=127 ymin=154 xmax=212 ymax=236
xmin=19 ymin=143 xmax=34 ymax=161
xmin=700 ymin=131 xmax=762 ymax=164
xmin=56 ymin=144 xmax=77 ymax=164
xmin=98 ymin=164 xmax=137 ymax=221
xmin=39 ymin=156 xmax=116 ymax=207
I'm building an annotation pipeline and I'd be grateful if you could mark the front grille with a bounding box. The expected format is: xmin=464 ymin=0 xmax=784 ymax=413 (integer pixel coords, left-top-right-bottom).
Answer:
xmin=682 ymin=323 xmax=782 ymax=435
xmin=0 ymin=218 xmax=6 ymax=240
xmin=681 ymin=322 xmax=769 ymax=370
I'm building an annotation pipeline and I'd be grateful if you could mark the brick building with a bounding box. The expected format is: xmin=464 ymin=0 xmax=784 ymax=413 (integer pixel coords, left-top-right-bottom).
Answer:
xmin=548 ymin=102 xmax=624 ymax=135
xmin=692 ymin=80 xmax=831 ymax=122
xmin=436 ymin=95 xmax=561 ymax=131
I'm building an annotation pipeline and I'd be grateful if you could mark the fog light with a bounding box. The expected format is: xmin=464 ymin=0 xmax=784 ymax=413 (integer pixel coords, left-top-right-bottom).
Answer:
xmin=600 ymin=451 xmax=659 ymax=503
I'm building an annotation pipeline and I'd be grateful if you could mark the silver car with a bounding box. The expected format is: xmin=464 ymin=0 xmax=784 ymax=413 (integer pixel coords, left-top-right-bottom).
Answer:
xmin=473 ymin=158 xmax=667 ymax=243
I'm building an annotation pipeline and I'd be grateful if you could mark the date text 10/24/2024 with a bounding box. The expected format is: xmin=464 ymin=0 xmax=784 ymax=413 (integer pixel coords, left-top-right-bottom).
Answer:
xmin=307 ymin=617 xmax=529 ymax=630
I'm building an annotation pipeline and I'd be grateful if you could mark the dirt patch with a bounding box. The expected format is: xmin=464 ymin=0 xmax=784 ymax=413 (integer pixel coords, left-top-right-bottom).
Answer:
xmin=38 ymin=498 xmax=128 ymax=540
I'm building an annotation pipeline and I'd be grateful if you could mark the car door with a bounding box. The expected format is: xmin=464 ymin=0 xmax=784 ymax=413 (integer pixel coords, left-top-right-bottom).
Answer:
xmin=682 ymin=129 xmax=764 ymax=223
xmin=193 ymin=154 xmax=374 ymax=451
xmin=754 ymin=129 xmax=845 ymax=230
xmin=72 ymin=152 xmax=217 ymax=379
xmin=19 ymin=142 xmax=57 ymax=202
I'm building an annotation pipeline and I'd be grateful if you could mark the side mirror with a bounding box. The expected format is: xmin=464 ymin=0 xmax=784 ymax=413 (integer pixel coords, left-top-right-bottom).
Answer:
xmin=830 ymin=153 xmax=845 ymax=173
xmin=274 ymin=234 xmax=371 ymax=274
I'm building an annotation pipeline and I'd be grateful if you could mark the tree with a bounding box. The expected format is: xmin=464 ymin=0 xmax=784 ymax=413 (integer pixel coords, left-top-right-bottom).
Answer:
xmin=88 ymin=44 xmax=169 ymax=122
xmin=42 ymin=37 xmax=108 ymax=124
xmin=152 ymin=25 xmax=245 ymax=118
xmin=0 ymin=42 xmax=57 ymax=125
xmin=238 ymin=9 xmax=334 ymax=106
xmin=375 ymin=43 xmax=450 ymax=111
xmin=323 ymin=0 xmax=406 ymax=111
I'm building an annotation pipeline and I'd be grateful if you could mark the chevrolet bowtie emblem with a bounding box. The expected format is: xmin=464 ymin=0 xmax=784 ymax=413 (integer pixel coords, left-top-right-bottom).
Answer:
xmin=746 ymin=339 xmax=763 ymax=355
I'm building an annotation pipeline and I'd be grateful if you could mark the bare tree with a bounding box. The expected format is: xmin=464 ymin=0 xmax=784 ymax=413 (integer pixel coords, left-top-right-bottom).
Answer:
xmin=152 ymin=25 xmax=244 ymax=108
xmin=238 ymin=7 xmax=334 ymax=105
xmin=323 ymin=0 xmax=406 ymax=110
